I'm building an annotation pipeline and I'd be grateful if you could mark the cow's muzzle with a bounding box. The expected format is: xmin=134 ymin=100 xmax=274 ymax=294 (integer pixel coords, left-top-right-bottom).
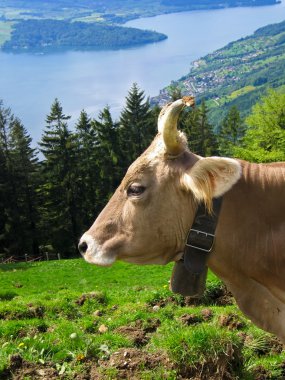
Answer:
xmin=78 ymin=233 xmax=116 ymax=266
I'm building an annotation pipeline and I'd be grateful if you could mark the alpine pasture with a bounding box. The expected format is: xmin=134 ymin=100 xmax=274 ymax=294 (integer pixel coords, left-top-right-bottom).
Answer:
xmin=0 ymin=259 xmax=284 ymax=379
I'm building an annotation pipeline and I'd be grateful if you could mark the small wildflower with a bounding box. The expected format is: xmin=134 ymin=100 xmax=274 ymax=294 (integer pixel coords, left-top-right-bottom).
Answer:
xmin=76 ymin=353 xmax=85 ymax=362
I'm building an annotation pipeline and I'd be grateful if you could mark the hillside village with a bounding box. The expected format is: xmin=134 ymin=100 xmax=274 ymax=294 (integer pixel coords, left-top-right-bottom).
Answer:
xmin=153 ymin=20 xmax=285 ymax=121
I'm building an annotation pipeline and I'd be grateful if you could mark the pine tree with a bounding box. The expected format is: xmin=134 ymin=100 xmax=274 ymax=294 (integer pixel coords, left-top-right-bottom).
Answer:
xmin=92 ymin=106 xmax=120 ymax=210
xmin=0 ymin=102 xmax=16 ymax=257
xmin=0 ymin=101 xmax=40 ymax=258
xmin=217 ymin=106 xmax=245 ymax=156
xmin=39 ymin=99 xmax=79 ymax=256
xmin=119 ymin=83 xmax=156 ymax=170
xmin=168 ymin=83 xmax=183 ymax=101
xmin=75 ymin=109 xmax=98 ymax=227
xmin=9 ymin=118 xmax=40 ymax=257
xmin=182 ymin=101 xmax=217 ymax=156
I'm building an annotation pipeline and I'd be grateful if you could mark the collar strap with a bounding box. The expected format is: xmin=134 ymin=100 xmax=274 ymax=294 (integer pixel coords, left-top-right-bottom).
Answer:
xmin=182 ymin=197 xmax=223 ymax=275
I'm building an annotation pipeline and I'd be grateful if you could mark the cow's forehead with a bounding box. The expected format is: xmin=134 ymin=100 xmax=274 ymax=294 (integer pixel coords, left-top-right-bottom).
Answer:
xmin=120 ymin=133 xmax=193 ymax=189
xmin=121 ymin=155 xmax=157 ymax=189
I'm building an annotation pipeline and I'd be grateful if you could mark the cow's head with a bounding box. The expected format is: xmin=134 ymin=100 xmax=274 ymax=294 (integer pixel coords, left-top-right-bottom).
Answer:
xmin=79 ymin=97 xmax=241 ymax=267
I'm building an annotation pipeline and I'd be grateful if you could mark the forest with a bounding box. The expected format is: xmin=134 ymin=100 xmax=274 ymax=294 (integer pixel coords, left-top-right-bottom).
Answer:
xmin=2 ymin=19 xmax=167 ymax=52
xmin=0 ymin=84 xmax=284 ymax=261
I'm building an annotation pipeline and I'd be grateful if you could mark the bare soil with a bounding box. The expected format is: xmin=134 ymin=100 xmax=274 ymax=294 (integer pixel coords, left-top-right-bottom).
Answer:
xmin=3 ymin=342 xmax=245 ymax=380
xmin=116 ymin=318 xmax=161 ymax=346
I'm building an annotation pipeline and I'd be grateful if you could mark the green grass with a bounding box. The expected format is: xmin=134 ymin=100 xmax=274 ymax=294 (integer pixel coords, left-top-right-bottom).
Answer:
xmin=0 ymin=259 xmax=284 ymax=378
xmin=228 ymin=85 xmax=256 ymax=100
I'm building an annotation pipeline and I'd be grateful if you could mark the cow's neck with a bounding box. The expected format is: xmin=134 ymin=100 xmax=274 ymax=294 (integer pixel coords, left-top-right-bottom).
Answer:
xmin=209 ymin=160 xmax=285 ymax=278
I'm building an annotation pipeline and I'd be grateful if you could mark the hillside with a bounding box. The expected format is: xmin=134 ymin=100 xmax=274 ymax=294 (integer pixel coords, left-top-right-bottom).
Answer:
xmin=153 ymin=19 xmax=285 ymax=124
xmin=1 ymin=19 xmax=167 ymax=52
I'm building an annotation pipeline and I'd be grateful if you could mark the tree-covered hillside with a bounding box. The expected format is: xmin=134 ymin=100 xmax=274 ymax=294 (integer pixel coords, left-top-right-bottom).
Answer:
xmin=153 ymin=19 xmax=285 ymax=124
xmin=2 ymin=19 xmax=167 ymax=52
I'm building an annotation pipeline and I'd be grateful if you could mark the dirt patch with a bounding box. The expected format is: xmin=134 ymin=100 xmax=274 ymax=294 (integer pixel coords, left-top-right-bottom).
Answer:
xmin=201 ymin=308 xmax=213 ymax=321
xmin=116 ymin=318 xmax=161 ymax=347
xmin=90 ymin=343 xmax=242 ymax=380
xmin=3 ymin=355 xmax=60 ymax=380
xmin=179 ymin=313 xmax=202 ymax=326
xmin=177 ymin=342 xmax=243 ymax=380
xmin=148 ymin=285 xmax=233 ymax=310
xmin=0 ymin=304 xmax=45 ymax=321
xmin=136 ymin=317 xmax=161 ymax=333
xmin=185 ymin=285 xmax=234 ymax=307
xmin=91 ymin=348 xmax=173 ymax=379
xmin=219 ymin=313 xmax=244 ymax=330
xmin=116 ymin=325 xmax=149 ymax=346
xmin=251 ymin=365 xmax=272 ymax=380
xmin=268 ymin=336 xmax=284 ymax=355
xmin=148 ymin=295 xmax=183 ymax=308
xmin=244 ymin=334 xmax=284 ymax=356
xmin=3 ymin=343 xmax=244 ymax=380
xmin=75 ymin=292 xmax=106 ymax=306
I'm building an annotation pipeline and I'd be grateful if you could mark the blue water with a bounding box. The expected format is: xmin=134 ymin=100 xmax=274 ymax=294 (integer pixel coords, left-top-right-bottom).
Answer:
xmin=0 ymin=1 xmax=284 ymax=144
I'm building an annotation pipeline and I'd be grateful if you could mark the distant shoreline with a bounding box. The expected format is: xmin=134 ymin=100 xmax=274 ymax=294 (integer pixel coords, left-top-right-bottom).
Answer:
xmin=0 ymin=0 xmax=280 ymax=53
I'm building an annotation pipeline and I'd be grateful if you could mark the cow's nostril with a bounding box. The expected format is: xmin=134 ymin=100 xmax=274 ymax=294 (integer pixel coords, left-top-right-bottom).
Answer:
xmin=78 ymin=241 xmax=88 ymax=255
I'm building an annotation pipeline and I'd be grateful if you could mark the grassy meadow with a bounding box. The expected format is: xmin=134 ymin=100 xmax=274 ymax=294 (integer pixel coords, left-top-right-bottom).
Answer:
xmin=0 ymin=259 xmax=284 ymax=379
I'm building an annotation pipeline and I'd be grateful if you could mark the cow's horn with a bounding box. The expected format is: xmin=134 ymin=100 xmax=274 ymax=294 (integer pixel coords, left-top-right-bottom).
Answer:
xmin=158 ymin=96 xmax=195 ymax=156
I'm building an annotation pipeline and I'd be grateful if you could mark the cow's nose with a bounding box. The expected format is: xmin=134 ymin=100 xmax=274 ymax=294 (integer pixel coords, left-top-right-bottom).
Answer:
xmin=78 ymin=241 xmax=88 ymax=255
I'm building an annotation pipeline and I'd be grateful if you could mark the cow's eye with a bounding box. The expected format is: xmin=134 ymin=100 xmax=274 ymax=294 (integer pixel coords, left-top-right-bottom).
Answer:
xmin=127 ymin=184 xmax=146 ymax=197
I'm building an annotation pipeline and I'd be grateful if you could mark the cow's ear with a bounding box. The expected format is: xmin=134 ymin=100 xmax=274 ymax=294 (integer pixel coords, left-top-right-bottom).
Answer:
xmin=180 ymin=157 xmax=241 ymax=210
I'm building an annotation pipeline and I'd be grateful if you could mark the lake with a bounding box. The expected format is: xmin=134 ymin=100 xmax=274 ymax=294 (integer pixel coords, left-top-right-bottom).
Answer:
xmin=0 ymin=1 xmax=285 ymax=144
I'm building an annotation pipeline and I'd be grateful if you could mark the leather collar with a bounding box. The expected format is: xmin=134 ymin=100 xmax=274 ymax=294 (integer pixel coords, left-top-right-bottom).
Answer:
xmin=182 ymin=197 xmax=223 ymax=275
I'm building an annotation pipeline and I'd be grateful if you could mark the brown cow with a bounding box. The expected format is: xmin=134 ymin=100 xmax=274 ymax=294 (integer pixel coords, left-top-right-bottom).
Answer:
xmin=79 ymin=97 xmax=285 ymax=342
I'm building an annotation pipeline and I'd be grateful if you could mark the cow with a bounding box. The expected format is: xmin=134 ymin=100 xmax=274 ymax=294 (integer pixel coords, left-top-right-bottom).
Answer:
xmin=79 ymin=97 xmax=285 ymax=343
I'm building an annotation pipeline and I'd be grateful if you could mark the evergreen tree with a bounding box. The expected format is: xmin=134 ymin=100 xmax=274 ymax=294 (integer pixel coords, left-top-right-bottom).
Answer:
xmin=0 ymin=102 xmax=17 ymax=257
xmin=182 ymin=101 xmax=217 ymax=156
xmin=0 ymin=101 xmax=40 ymax=258
xmin=217 ymin=106 xmax=245 ymax=156
xmin=39 ymin=99 xmax=79 ymax=256
xmin=75 ymin=109 xmax=98 ymax=227
xmin=234 ymin=90 xmax=285 ymax=162
xmin=93 ymin=107 xmax=120 ymax=209
xmin=119 ymin=83 xmax=156 ymax=170
xmin=9 ymin=118 xmax=40 ymax=257
xmin=168 ymin=83 xmax=183 ymax=101
xmin=0 ymin=146 xmax=6 ymax=257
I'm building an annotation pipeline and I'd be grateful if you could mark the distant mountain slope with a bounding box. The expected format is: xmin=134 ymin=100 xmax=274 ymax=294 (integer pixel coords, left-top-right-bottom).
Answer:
xmin=153 ymin=19 xmax=285 ymax=124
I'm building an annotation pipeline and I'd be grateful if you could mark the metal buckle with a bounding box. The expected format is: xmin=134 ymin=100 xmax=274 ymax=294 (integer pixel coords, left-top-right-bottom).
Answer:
xmin=185 ymin=228 xmax=215 ymax=253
